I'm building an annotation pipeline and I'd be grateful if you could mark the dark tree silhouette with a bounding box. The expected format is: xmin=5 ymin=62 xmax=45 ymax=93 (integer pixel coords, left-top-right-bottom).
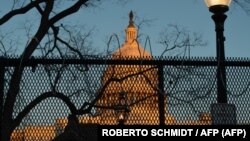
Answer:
xmin=233 ymin=0 xmax=250 ymax=15
xmin=0 ymin=1 xmax=105 ymax=141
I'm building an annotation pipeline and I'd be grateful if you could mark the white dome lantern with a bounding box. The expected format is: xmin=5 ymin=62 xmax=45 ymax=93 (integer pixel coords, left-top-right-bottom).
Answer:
xmin=112 ymin=11 xmax=152 ymax=59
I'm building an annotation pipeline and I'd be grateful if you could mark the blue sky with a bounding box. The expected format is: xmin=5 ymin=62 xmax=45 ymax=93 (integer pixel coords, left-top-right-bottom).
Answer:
xmin=75 ymin=0 xmax=250 ymax=57
xmin=1 ymin=0 xmax=250 ymax=57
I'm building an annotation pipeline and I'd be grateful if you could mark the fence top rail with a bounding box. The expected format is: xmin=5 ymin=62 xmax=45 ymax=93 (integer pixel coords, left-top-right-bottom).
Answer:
xmin=1 ymin=56 xmax=250 ymax=67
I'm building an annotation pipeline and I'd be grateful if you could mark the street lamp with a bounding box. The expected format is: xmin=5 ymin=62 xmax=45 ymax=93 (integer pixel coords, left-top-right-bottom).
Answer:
xmin=114 ymin=91 xmax=130 ymax=125
xmin=205 ymin=0 xmax=231 ymax=103
xmin=205 ymin=0 xmax=236 ymax=125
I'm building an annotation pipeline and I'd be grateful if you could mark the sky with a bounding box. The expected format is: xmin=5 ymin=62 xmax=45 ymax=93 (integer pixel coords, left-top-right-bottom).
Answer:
xmin=73 ymin=0 xmax=250 ymax=58
xmin=0 ymin=0 xmax=250 ymax=58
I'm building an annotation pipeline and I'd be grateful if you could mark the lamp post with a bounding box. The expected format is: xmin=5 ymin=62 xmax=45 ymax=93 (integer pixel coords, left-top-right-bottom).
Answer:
xmin=205 ymin=0 xmax=236 ymax=125
xmin=205 ymin=0 xmax=231 ymax=103
xmin=114 ymin=91 xmax=130 ymax=125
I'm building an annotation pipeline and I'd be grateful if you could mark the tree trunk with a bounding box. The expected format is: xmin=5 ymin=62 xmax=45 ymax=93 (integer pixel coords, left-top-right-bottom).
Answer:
xmin=1 ymin=121 xmax=12 ymax=141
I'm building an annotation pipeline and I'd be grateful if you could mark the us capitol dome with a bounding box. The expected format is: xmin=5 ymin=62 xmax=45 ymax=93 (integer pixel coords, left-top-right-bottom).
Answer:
xmin=95 ymin=11 xmax=176 ymax=125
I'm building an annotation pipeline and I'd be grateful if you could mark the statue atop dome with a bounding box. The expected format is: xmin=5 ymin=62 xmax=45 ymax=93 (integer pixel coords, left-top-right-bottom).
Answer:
xmin=128 ymin=11 xmax=135 ymax=28
xmin=129 ymin=11 xmax=133 ymax=21
xmin=125 ymin=11 xmax=137 ymax=44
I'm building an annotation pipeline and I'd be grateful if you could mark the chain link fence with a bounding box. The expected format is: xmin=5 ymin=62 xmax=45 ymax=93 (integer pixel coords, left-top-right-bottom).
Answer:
xmin=0 ymin=56 xmax=249 ymax=140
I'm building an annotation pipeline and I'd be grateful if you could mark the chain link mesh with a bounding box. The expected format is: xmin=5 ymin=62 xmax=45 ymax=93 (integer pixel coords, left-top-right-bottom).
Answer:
xmin=0 ymin=57 xmax=249 ymax=140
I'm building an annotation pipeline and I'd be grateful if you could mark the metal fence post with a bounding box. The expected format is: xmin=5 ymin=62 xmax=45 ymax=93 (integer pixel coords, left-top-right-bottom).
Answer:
xmin=0 ymin=58 xmax=5 ymax=140
xmin=158 ymin=65 xmax=165 ymax=125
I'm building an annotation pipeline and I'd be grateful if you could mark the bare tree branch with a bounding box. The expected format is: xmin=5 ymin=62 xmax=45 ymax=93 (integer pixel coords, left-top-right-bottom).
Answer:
xmin=50 ymin=0 xmax=89 ymax=25
xmin=159 ymin=24 xmax=207 ymax=57
xmin=0 ymin=0 xmax=46 ymax=25
xmin=13 ymin=91 xmax=78 ymax=130
xmin=233 ymin=0 xmax=250 ymax=15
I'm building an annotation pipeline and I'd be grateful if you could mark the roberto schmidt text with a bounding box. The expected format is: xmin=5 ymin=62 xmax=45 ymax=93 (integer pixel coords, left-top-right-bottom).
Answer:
xmin=102 ymin=128 xmax=194 ymax=137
